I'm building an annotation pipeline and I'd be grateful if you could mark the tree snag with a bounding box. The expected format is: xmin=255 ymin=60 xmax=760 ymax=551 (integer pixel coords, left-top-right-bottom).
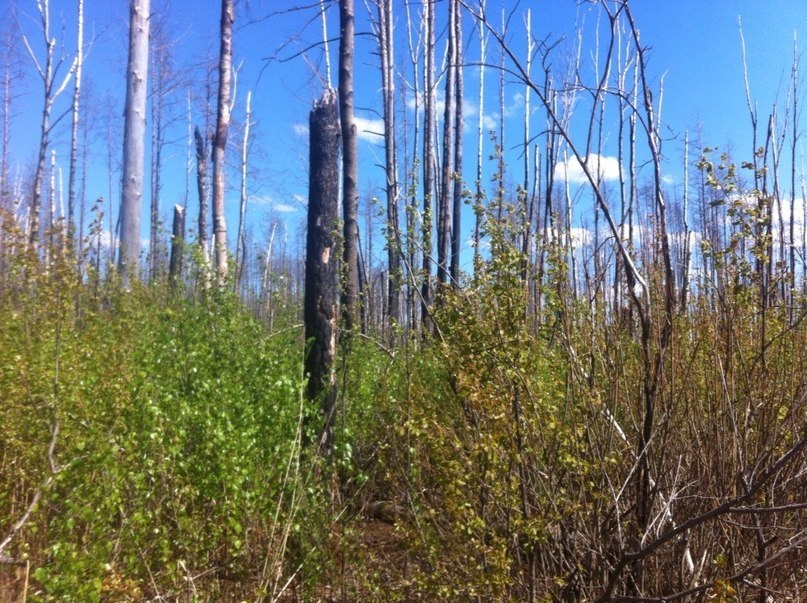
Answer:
xmin=305 ymin=88 xmax=340 ymax=455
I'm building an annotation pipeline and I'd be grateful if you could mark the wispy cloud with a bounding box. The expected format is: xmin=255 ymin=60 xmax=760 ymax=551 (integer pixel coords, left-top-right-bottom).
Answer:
xmin=354 ymin=116 xmax=384 ymax=142
xmin=292 ymin=123 xmax=308 ymax=136
xmin=554 ymin=153 xmax=621 ymax=184
xmin=273 ymin=203 xmax=298 ymax=213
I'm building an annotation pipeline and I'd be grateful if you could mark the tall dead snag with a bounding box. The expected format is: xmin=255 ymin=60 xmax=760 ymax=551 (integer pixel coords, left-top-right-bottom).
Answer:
xmin=377 ymin=0 xmax=401 ymax=329
xmin=235 ymin=90 xmax=252 ymax=290
xmin=119 ymin=0 xmax=150 ymax=284
xmin=23 ymin=0 xmax=77 ymax=252
xmin=67 ymin=0 xmax=84 ymax=240
xmin=194 ymin=126 xmax=210 ymax=268
xmin=168 ymin=204 xmax=184 ymax=288
xmin=421 ymin=0 xmax=436 ymax=324
xmin=437 ymin=0 xmax=457 ymax=288
xmin=212 ymin=0 xmax=234 ymax=286
xmin=304 ymin=89 xmax=340 ymax=454
xmin=340 ymin=0 xmax=360 ymax=330
xmin=450 ymin=0 xmax=463 ymax=286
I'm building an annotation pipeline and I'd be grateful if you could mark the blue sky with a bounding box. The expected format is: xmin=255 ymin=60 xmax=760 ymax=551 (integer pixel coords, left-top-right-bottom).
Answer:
xmin=6 ymin=0 xmax=807 ymax=273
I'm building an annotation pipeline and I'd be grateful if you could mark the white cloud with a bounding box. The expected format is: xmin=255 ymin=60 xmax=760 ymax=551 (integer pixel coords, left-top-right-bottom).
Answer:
xmin=662 ymin=175 xmax=675 ymax=185
xmin=554 ymin=153 xmax=621 ymax=184
xmin=292 ymin=193 xmax=306 ymax=205
xmin=273 ymin=203 xmax=298 ymax=213
xmin=292 ymin=123 xmax=308 ymax=136
xmin=569 ymin=227 xmax=592 ymax=247
xmin=353 ymin=116 xmax=384 ymax=142
xmin=251 ymin=195 xmax=273 ymax=206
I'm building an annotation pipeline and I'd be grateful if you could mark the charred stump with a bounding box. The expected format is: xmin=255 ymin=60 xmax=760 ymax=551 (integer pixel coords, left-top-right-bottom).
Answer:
xmin=304 ymin=88 xmax=340 ymax=454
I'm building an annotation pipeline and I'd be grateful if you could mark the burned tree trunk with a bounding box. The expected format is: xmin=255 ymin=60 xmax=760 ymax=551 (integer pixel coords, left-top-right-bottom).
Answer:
xmin=169 ymin=204 xmax=185 ymax=288
xmin=304 ymin=89 xmax=340 ymax=454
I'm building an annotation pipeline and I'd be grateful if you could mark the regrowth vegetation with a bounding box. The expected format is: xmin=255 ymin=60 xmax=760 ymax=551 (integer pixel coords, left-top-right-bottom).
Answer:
xmin=1 ymin=0 xmax=805 ymax=601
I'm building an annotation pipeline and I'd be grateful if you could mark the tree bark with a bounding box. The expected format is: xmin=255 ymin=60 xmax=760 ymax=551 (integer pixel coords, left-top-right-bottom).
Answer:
xmin=236 ymin=90 xmax=252 ymax=290
xmin=212 ymin=0 xmax=234 ymax=286
xmin=340 ymin=0 xmax=360 ymax=331
xmin=304 ymin=88 xmax=340 ymax=454
xmin=437 ymin=0 xmax=456 ymax=288
xmin=169 ymin=204 xmax=185 ymax=288
xmin=67 ymin=0 xmax=83 ymax=241
xmin=119 ymin=0 xmax=150 ymax=285
xmin=421 ymin=0 xmax=436 ymax=325
xmin=378 ymin=0 xmax=401 ymax=329
xmin=451 ymin=0 xmax=463 ymax=286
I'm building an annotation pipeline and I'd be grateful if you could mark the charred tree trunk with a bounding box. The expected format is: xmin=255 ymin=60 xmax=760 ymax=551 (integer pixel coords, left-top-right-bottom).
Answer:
xmin=169 ymin=204 xmax=185 ymax=288
xmin=304 ymin=89 xmax=340 ymax=455
xmin=194 ymin=126 xmax=210 ymax=268
xmin=212 ymin=0 xmax=234 ymax=286
xmin=437 ymin=0 xmax=457 ymax=288
xmin=340 ymin=0 xmax=361 ymax=331
xmin=119 ymin=0 xmax=150 ymax=284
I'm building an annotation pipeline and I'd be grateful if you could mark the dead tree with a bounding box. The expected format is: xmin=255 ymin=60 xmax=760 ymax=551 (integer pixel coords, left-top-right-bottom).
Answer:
xmin=168 ymin=204 xmax=184 ymax=288
xmin=22 ymin=0 xmax=77 ymax=251
xmin=421 ymin=0 xmax=436 ymax=325
xmin=437 ymin=0 xmax=457 ymax=288
xmin=340 ymin=0 xmax=361 ymax=331
xmin=119 ymin=0 xmax=150 ymax=284
xmin=67 ymin=0 xmax=83 ymax=240
xmin=212 ymin=0 xmax=234 ymax=286
xmin=450 ymin=0 xmax=464 ymax=286
xmin=377 ymin=0 xmax=402 ymax=329
xmin=304 ymin=89 xmax=340 ymax=454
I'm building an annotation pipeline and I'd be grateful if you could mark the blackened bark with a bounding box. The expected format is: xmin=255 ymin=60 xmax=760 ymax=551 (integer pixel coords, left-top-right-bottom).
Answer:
xmin=305 ymin=89 xmax=340 ymax=454
xmin=169 ymin=204 xmax=185 ymax=288
xmin=194 ymin=126 xmax=209 ymax=263
xmin=437 ymin=0 xmax=456 ymax=287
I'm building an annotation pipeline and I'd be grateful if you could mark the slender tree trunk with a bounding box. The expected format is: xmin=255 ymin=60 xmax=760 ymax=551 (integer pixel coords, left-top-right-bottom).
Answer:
xmin=340 ymin=0 xmax=360 ymax=330
xmin=194 ymin=126 xmax=210 ymax=263
xmin=67 ymin=0 xmax=83 ymax=241
xmin=421 ymin=0 xmax=436 ymax=325
xmin=169 ymin=204 xmax=185 ymax=288
xmin=119 ymin=0 xmax=151 ymax=284
xmin=378 ymin=0 xmax=401 ymax=329
xmin=450 ymin=1 xmax=463 ymax=286
xmin=437 ymin=0 xmax=457 ymax=288
xmin=474 ymin=0 xmax=487 ymax=274
xmin=305 ymin=89 xmax=340 ymax=454
xmin=212 ymin=0 xmax=234 ymax=286
xmin=236 ymin=90 xmax=252 ymax=290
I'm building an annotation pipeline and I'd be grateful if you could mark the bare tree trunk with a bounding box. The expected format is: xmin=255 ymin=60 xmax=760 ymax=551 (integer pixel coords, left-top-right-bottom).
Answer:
xmin=340 ymin=0 xmax=360 ymax=330
xmin=67 ymin=0 xmax=83 ymax=241
xmin=169 ymin=204 xmax=185 ymax=288
xmin=119 ymin=0 xmax=151 ymax=285
xmin=450 ymin=1 xmax=463 ymax=286
xmin=304 ymin=88 xmax=340 ymax=454
xmin=474 ymin=0 xmax=487 ymax=273
xmin=212 ymin=0 xmax=234 ymax=286
xmin=437 ymin=0 xmax=457 ymax=288
xmin=377 ymin=0 xmax=401 ymax=328
xmin=24 ymin=0 xmax=76 ymax=252
xmin=421 ymin=0 xmax=436 ymax=325
xmin=194 ymin=126 xmax=211 ymax=282
xmin=236 ymin=90 xmax=252 ymax=290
